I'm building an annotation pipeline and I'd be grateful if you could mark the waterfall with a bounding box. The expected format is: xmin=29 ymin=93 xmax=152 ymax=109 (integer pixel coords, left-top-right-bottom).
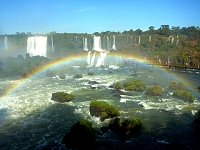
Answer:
xmin=96 ymin=52 xmax=107 ymax=67
xmin=167 ymin=57 xmax=170 ymax=65
xmin=83 ymin=38 xmax=88 ymax=51
xmin=87 ymin=51 xmax=91 ymax=65
xmin=27 ymin=36 xmax=47 ymax=57
xmin=51 ymin=36 xmax=54 ymax=52
xmin=93 ymin=35 xmax=102 ymax=52
xmin=149 ymin=36 xmax=151 ymax=42
xmin=176 ymin=35 xmax=179 ymax=45
xmin=4 ymin=36 xmax=8 ymax=50
xmin=90 ymin=52 xmax=96 ymax=67
xmin=112 ymin=35 xmax=116 ymax=50
xmin=138 ymin=36 xmax=141 ymax=45
xmin=107 ymin=36 xmax=110 ymax=50
xmin=171 ymin=36 xmax=174 ymax=44
xmin=86 ymin=35 xmax=110 ymax=67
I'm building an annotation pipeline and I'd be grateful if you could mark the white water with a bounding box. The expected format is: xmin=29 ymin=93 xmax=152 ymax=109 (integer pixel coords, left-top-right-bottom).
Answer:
xmin=93 ymin=35 xmax=102 ymax=52
xmin=149 ymin=36 xmax=151 ymax=42
xmin=27 ymin=36 xmax=47 ymax=57
xmin=112 ymin=35 xmax=116 ymax=50
xmin=87 ymin=51 xmax=91 ymax=65
xmin=0 ymin=62 xmax=200 ymax=149
xmin=4 ymin=36 xmax=8 ymax=50
xmin=138 ymin=36 xmax=141 ymax=45
xmin=107 ymin=36 xmax=110 ymax=50
xmin=83 ymin=38 xmax=88 ymax=51
xmin=51 ymin=36 xmax=54 ymax=52
xmin=90 ymin=52 xmax=96 ymax=67
xmin=96 ymin=52 xmax=107 ymax=67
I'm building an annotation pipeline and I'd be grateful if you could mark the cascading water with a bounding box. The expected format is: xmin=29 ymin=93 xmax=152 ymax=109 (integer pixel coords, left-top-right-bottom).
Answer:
xmin=84 ymin=35 xmax=114 ymax=67
xmin=90 ymin=52 xmax=96 ymax=66
xmin=93 ymin=36 xmax=102 ymax=52
xmin=87 ymin=51 xmax=91 ymax=65
xmin=149 ymin=36 xmax=151 ymax=42
xmin=83 ymin=38 xmax=88 ymax=51
xmin=107 ymin=36 xmax=110 ymax=50
xmin=95 ymin=52 xmax=107 ymax=67
xmin=138 ymin=36 xmax=141 ymax=45
xmin=112 ymin=35 xmax=116 ymax=50
xmin=4 ymin=36 xmax=8 ymax=50
xmin=27 ymin=36 xmax=47 ymax=57
xmin=51 ymin=36 xmax=54 ymax=53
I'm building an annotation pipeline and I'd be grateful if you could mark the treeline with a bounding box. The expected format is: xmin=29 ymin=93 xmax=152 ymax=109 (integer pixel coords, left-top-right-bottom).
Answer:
xmin=0 ymin=25 xmax=200 ymax=68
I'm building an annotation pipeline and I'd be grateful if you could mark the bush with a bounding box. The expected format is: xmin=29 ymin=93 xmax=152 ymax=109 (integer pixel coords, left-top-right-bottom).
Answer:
xmin=73 ymin=74 xmax=83 ymax=79
xmin=107 ymin=117 xmax=142 ymax=138
xmin=173 ymin=90 xmax=195 ymax=103
xmin=90 ymin=100 xmax=120 ymax=121
xmin=146 ymin=85 xmax=163 ymax=96
xmin=112 ymin=81 xmax=123 ymax=90
xmin=123 ymin=79 xmax=146 ymax=92
xmin=62 ymin=119 xmax=96 ymax=150
xmin=51 ymin=92 xmax=74 ymax=103
xmin=169 ymin=82 xmax=186 ymax=90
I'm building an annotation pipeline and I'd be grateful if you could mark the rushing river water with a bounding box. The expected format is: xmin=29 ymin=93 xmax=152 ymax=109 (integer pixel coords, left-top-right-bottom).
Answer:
xmin=0 ymin=60 xmax=200 ymax=149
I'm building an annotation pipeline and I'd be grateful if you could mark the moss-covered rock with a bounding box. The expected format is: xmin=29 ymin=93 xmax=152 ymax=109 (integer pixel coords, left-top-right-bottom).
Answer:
xmin=112 ymin=81 xmax=123 ymax=90
xmin=62 ymin=119 xmax=96 ymax=150
xmin=58 ymin=72 xmax=65 ymax=79
xmin=123 ymin=79 xmax=146 ymax=92
xmin=51 ymin=92 xmax=74 ymax=103
xmin=146 ymin=85 xmax=163 ymax=96
xmin=90 ymin=100 xmax=120 ymax=121
xmin=173 ymin=90 xmax=195 ymax=103
xmin=107 ymin=117 xmax=142 ymax=138
xmin=169 ymin=82 xmax=186 ymax=90
xmin=88 ymin=72 xmax=95 ymax=76
xmin=73 ymin=74 xmax=83 ymax=79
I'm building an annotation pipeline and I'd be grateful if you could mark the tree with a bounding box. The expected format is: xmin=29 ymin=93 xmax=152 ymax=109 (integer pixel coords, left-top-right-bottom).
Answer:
xmin=159 ymin=25 xmax=170 ymax=36
xmin=134 ymin=29 xmax=142 ymax=35
xmin=171 ymin=26 xmax=180 ymax=34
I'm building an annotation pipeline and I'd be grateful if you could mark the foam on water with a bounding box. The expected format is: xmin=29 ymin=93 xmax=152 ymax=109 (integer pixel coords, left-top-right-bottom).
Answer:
xmin=0 ymin=61 xmax=199 ymax=149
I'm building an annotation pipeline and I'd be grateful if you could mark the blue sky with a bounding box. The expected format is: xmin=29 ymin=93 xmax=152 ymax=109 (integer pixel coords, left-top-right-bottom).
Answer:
xmin=0 ymin=0 xmax=200 ymax=34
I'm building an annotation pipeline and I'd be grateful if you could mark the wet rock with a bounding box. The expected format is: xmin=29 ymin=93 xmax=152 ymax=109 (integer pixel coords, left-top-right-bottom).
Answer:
xmin=62 ymin=119 xmax=96 ymax=150
xmin=51 ymin=92 xmax=74 ymax=103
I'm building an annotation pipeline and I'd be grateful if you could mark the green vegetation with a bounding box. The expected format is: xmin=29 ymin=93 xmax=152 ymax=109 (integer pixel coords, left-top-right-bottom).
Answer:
xmin=112 ymin=81 xmax=123 ymax=90
xmin=107 ymin=117 xmax=142 ymax=138
xmin=146 ymin=85 xmax=163 ymax=96
xmin=1 ymin=25 xmax=200 ymax=76
xmin=62 ymin=119 xmax=96 ymax=150
xmin=51 ymin=92 xmax=74 ymax=103
xmin=89 ymin=100 xmax=120 ymax=121
xmin=123 ymin=79 xmax=146 ymax=92
xmin=73 ymin=74 xmax=83 ymax=79
xmin=169 ymin=82 xmax=186 ymax=90
xmin=0 ymin=55 xmax=49 ymax=77
xmin=173 ymin=90 xmax=195 ymax=103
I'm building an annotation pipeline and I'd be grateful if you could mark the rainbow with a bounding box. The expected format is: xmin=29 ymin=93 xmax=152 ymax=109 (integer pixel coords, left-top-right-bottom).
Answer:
xmin=0 ymin=52 xmax=195 ymax=98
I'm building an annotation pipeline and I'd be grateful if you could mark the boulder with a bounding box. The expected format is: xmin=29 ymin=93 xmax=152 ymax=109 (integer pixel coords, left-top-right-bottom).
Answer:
xmin=90 ymin=100 xmax=120 ymax=121
xmin=51 ymin=92 xmax=74 ymax=103
xmin=62 ymin=119 xmax=96 ymax=150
